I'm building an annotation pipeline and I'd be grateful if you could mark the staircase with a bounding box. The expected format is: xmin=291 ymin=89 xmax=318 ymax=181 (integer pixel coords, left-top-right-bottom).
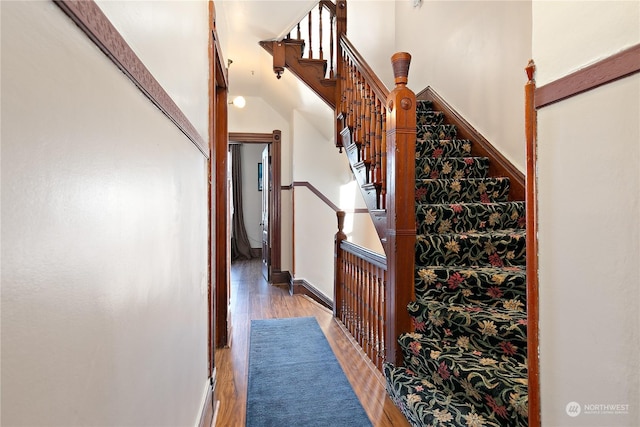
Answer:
xmin=259 ymin=2 xmax=531 ymax=424
xmin=383 ymin=99 xmax=528 ymax=426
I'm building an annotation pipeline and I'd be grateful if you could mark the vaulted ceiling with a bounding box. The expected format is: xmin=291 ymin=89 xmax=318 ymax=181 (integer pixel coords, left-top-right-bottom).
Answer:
xmin=214 ymin=0 xmax=334 ymax=138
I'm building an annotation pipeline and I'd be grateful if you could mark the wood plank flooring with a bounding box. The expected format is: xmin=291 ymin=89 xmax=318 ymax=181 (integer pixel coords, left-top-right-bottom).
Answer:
xmin=214 ymin=259 xmax=410 ymax=427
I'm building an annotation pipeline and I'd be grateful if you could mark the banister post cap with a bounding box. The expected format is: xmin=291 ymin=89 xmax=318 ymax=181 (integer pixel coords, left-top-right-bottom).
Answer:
xmin=391 ymin=52 xmax=411 ymax=86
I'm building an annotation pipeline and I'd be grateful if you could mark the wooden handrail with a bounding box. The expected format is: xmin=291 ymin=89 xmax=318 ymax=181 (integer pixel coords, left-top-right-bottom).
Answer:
xmin=339 ymin=37 xmax=389 ymax=105
xmin=341 ymin=240 xmax=387 ymax=269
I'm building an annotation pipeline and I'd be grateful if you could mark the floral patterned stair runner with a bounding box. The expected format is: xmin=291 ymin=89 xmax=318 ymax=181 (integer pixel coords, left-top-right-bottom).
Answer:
xmin=384 ymin=99 xmax=528 ymax=426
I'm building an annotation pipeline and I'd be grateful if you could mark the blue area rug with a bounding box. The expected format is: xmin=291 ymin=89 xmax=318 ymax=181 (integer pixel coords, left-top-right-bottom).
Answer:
xmin=246 ymin=316 xmax=372 ymax=427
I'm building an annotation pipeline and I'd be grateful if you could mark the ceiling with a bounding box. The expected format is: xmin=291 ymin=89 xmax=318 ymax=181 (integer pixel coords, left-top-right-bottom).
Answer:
xmin=214 ymin=0 xmax=334 ymax=138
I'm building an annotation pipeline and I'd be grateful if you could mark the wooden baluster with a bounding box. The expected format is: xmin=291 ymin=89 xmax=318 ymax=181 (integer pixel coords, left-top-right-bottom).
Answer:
xmin=297 ymin=23 xmax=301 ymax=40
xmin=380 ymin=103 xmax=387 ymax=210
xmin=308 ymin=11 xmax=313 ymax=59
xmin=368 ymin=266 xmax=374 ymax=362
xmin=364 ymin=84 xmax=372 ymax=183
xmin=348 ymin=61 xmax=355 ymax=139
xmin=354 ymin=257 xmax=360 ymax=345
xmin=374 ymin=99 xmax=382 ymax=187
xmin=329 ymin=12 xmax=335 ymax=78
xmin=345 ymin=254 xmax=353 ymax=334
xmin=368 ymin=87 xmax=376 ymax=186
xmin=375 ymin=267 xmax=382 ymax=368
xmin=318 ymin=3 xmax=324 ymax=61
xmin=334 ymin=211 xmax=347 ymax=319
xmin=385 ymin=52 xmax=416 ymax=365
xmin=380 ymin=269 xmax=386 ymax=365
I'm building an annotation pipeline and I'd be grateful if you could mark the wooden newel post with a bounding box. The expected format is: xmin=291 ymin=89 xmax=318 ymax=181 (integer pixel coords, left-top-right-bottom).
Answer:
xmin=334 ymin=210 xmax=347 ymax=318
xmin=385 ymin=52 xmax=416 ymax=365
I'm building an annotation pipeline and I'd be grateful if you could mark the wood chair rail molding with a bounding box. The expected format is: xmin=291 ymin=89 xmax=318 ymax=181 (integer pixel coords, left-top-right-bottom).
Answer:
xmin=535 ymin=43 xmax=640 ymax=108
xmin=53 ymin=0 xmax=208 ymax=157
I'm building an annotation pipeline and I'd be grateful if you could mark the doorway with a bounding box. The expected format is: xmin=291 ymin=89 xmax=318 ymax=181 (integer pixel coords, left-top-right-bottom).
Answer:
xmin=216 ymin=131 xmax=282 ymax=348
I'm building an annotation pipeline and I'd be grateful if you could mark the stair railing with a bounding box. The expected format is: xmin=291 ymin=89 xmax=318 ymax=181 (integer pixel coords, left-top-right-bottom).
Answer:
xmin=334 ymin=211 xmax=388 ymax=370
xmin=335 ymin=45 xmax=416 ymax=366
xmin=283 ymin=0 xmax=345 ymax=80
xmin=279 ymin=0 xmax=416 ymax=368
xmin=337 ymin=37 xmax=389 ymax=209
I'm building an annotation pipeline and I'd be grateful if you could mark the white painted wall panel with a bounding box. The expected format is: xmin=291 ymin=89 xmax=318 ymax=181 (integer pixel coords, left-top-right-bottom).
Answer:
xmin=1 ymin=2 xmax=208 ymax=425
xmin=533 ymin=1 xmax=640 ymax=425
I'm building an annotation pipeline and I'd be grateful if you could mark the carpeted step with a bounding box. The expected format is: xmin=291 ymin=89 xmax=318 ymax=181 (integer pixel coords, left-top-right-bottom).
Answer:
xmin=417 ymin=138 xmax=472 ymax=158
xmin=384 ymin=363 xmax=528 ymax=427
xmin=417 ymin=123 xmax=458 ymax=140
xmin=398 ymin=332 xmax=527 ymax=373
xmin=405 ymin=300 xmax=527 ymax=363
xmin=395 ymin=336 xmax=529 ymax=426
xmin=417 ymin=110 xmax=444 ymax=127
xmin=416 ymin=228 xmax=526 ymax=267
xmin=416 ymin=156 xmax=489 ymax=180
xmin=416 ymin=99 xmax=434 ymax=113
xmin=415 ymin=177 xmax=511 ymax=204
xmin=415 ymin=266 xmax=526 ymax=306
xmin=416 ymin=201 xmax=526 ymax=234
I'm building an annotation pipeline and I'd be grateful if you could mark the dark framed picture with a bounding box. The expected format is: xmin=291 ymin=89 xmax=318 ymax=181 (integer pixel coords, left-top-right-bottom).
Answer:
xmin=258 ymin=162 xmax=263 ymax=191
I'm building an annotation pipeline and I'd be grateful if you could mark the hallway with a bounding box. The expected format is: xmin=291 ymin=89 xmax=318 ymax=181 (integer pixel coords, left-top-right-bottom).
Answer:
xmin=214 ymin=259 xmax=409 ymax=426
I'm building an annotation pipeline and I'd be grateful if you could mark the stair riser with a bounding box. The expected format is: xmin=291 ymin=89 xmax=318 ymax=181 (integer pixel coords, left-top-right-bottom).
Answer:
xmin=416 ymin=157 xmax=489 ymax=180
xmin=416 ymin=178 xmax=511 ymax=204
xmin=417 ymin=139 xmax=473 ymax=158
xmin=416 ymin=230 xmax=526 ymax=267
xmin=417 ymin=124 xmax=457 ymax=140
xmin=415 ymin=266 xmax=526 ymax=306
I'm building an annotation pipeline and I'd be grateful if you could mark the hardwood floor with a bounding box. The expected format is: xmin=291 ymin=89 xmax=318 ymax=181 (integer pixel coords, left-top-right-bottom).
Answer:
xmin=214 ymin=259 xmax=410 ymax=427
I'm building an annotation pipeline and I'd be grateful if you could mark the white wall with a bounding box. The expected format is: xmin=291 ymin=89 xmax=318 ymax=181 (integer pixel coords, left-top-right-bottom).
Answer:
xmin=393 ymin=0 xmax=531 ymax=171
xmin=1 ymin=2 xmax=209 ymax=426
xmin=533 ymin=1 xmax=640 ymax=425
xmin=292 ymin=110 xmax=382 ymax=300
xmin=96 ymin=0 xmax=210 ymax=142
xmin=347 ymin=0 xmax=396 ymax=88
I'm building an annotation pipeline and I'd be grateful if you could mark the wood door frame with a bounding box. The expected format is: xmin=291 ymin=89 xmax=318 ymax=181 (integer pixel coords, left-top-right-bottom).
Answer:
xmin=228 ymin=131 xmax=282 ymax=281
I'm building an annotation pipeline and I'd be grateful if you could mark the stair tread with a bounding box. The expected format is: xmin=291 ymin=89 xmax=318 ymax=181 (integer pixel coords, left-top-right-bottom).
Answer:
xmin=415 ymin=228 xmax=526 ymax=268
xmin=416 ymin=156 xmax=490 ymax=180
xmin=385 ymin=363 xmax=528 ymax=427
xmin=415 ymin=177 xmax=511 ymax=204
xmin=406 ymin=300 xmax=528 ymax=362
xmin=416 ymin=201 xmax=526 ymax=234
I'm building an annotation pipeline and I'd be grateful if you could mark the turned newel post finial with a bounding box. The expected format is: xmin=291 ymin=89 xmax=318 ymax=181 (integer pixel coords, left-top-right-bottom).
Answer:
xmin=526 ymin=59 xmax=536 ymax=83
xmin=391 ymin=52 xmax=412 ymax=86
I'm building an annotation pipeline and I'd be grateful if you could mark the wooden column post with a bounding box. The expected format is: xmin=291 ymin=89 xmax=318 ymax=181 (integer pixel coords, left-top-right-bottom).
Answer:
xmin=525 ymin=59 xmax=541 ymax=427
xmin=385 ymin=52 xmax=416 ymax=365
xmin=334 ymin=210 xmax=347 ymax=318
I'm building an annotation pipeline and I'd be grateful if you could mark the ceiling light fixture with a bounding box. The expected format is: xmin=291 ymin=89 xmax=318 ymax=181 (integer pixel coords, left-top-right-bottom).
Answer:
xmin=230 ymin=96 xmax=246 ymax=109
